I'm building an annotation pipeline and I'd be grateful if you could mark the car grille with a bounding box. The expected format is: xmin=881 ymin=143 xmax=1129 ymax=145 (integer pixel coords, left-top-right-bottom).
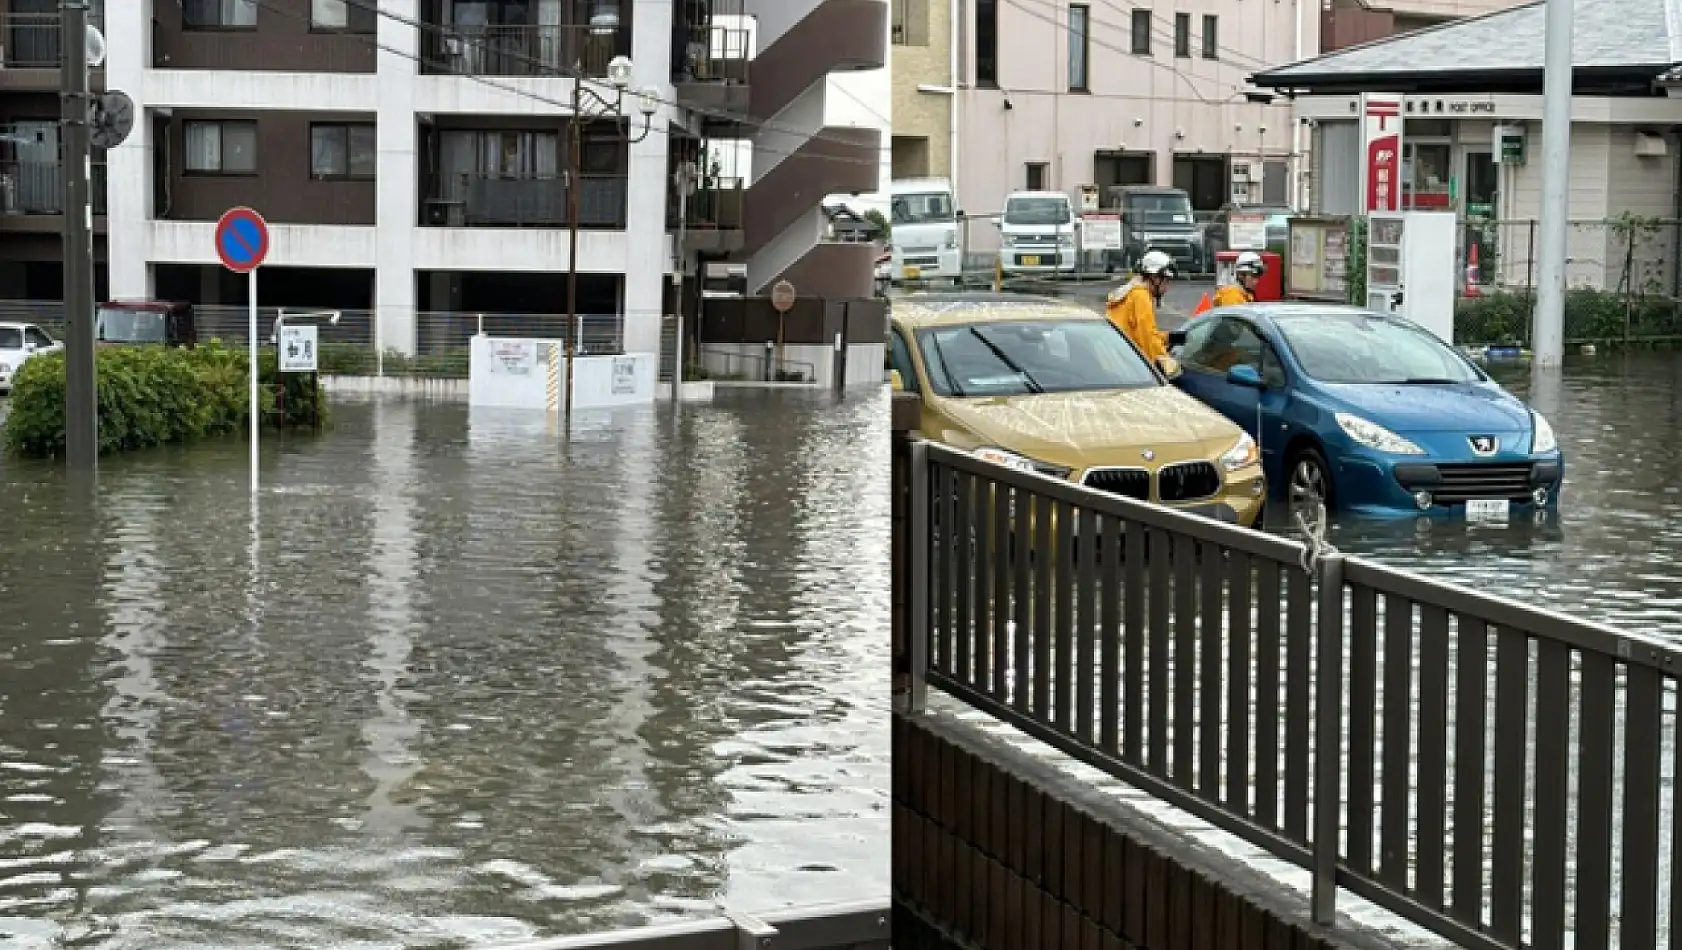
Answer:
xmin=1083 ymin=467 xmax=1150 ymax=501
xmin=1157 ymin=461 xmax=1222 ymax=503
xmin=903 ymin=255 xmax=939 ymax=267
xmin=1431 ymin=463 xmax=1535 ymax=503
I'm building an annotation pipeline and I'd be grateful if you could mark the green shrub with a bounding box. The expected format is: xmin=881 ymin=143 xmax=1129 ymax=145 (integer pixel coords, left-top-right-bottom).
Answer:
xmin=314 ymin=342 xmax=470 ymax=379
xmin=1454 ymin=288 xmax=1682 ymax=347
xmin=4 ymin=342 xmax=328 ymax=459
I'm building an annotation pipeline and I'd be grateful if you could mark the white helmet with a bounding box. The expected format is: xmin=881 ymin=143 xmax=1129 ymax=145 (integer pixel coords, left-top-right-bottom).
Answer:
xmin=1138 ymin=249 xmax=1177 ymax=278
xmin=1235 ymin=251 xmax=1267 ymax=277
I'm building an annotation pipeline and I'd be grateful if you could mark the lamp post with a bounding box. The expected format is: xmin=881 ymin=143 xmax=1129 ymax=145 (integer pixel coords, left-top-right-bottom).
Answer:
xmin=564 ymin=53 xmax=657 ymax=427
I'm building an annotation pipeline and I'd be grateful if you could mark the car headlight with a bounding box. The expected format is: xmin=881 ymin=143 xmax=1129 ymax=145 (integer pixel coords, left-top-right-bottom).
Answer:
xmin=944 ymin=235 xmax=958 ymax=250
xmin=0 ymin=362 xmax=9 ymax=374
xmin=1219 ymin=432 xmax=1261 ymax=472
xmin=1001 ymin=234 xmax=1017 ymax=248
xmin=1530 ymin=411 xmax=1557 ymax=453
xmin=974 ymin=446 xmax=1072 ymax=480
xmin=1335 ymin=412 xmax=1424 ymax=455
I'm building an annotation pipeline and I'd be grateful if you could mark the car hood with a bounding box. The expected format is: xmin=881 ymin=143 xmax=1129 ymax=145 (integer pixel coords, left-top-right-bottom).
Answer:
xmin=934 ymin=387 xmax=1244 ymax=468
xmin=1319 ymin=381 xmax=1532 ymax=432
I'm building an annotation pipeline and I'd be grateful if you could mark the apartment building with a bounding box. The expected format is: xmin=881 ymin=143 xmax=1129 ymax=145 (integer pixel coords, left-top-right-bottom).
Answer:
xmin=945 ymin=0 xmax=1315 ymax=247
xmin=891 ymin=0 xmax=954 ymax=181
xmin=0 ymin=0 xmax=108 ymax=301
xmin=85 ymin=0 xmax=881 ymax=357
xmin=1321 ymin=0 xmax=1527 ymax=53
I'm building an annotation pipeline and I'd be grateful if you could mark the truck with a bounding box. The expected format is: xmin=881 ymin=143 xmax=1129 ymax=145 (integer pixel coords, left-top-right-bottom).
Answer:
xmin=889 ymin=178 xmax=961 ymax=285
xmin=1110 ymin=185 xmax=1205 ymax=275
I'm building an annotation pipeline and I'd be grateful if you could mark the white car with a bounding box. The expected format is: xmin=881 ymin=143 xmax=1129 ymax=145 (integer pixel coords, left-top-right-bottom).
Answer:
xmin=0 ymin=321 xmax=63 ymax=393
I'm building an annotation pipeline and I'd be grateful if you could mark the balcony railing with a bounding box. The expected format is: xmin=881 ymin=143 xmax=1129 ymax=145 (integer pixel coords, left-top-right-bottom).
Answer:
xmin=671 ymin=179 xmax=745 ymax=230
xmin=1 ymin=11 xmax=106 ymax=69
xmin=423 ymin=174 xmax=627 ymax=229
xmin=422 ymin=23 xmax=630 ymax=79
xmin=0 ymin=160 xmax=107 ymax=216
xmin=673 ymin=22 xmax=751 ymax=84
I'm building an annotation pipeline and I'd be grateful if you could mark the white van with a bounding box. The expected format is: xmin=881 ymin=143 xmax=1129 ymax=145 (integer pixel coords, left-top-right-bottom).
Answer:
xmin=998 ymin=190 xmax=1078 ymax=276
xmin=889 ymin=178 xmax=961 ymax=284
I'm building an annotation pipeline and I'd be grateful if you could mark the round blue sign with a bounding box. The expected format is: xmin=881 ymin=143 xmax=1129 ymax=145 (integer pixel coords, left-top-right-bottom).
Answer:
xmin=215 ymin=206 xmax=269 ymax=273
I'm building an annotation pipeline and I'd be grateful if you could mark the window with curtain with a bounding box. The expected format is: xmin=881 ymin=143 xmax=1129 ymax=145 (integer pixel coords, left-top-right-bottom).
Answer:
xmin=1130 ymin=9 xmax=1151 ymax=55
xmin=1201 ymin=15 xmax=1218 ymax=59
xmin=184 ymin=121 xmax=258 ymax=174
xmin=182 ymin=0 xmax=257 ymax=28
xmin=310 ymin=124 xmax=377 ymax=178
xmin=1067 ymin=5 xmax=1089 ymax=91
xmin=311 ymin=0 xmax=377 ymax=31
xmin=1174 ymin=13 xmax=1190 ymax=57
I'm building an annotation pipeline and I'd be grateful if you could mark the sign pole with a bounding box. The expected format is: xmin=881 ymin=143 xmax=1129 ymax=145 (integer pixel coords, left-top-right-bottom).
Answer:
xmin=215 ymin=206 xmax=271 ymax=495
xmin=249 ymin=268 xmax=259 ymax=494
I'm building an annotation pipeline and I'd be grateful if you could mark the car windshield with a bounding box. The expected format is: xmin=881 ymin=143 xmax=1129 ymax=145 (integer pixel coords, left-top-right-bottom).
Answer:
xmin=0 ymin=328 xmax=21 ymax=350
xmin=1004 ymin=197 xmax=1070 ymax=226
xmin=97 ymin=307 xmax=168 ymax=343
xmin=1128 ymin=193 xmax=1193 ymax=225
xmin=915 ymin=319 xmax=1161 ymax=397
xmin=1275 ymin=312 xmax=1484 ymax=384
xmin=893 ymin=192 xmax=955 ymax=225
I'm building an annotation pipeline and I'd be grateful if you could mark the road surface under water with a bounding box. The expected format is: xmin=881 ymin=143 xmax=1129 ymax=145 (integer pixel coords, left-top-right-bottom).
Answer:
xmin=0 ymin=390 xmax=890 ymax=949
xmin=0 ymin=353 xmax=1677 ymax=947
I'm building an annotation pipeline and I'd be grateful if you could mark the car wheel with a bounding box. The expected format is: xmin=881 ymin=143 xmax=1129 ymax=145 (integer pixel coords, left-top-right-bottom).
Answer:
xmin=1287 ymin=445 xmax=1334 ymax=519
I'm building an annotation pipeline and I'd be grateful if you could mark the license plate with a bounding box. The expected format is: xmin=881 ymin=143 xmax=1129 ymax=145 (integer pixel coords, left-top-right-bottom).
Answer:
xmin=1022 ymin=255 xmax=1041 ymax=267
xmin=1465 ymin=498 xmax=1510 ymax=522
xmin=903 ymin=265 xmax=921 ymax=280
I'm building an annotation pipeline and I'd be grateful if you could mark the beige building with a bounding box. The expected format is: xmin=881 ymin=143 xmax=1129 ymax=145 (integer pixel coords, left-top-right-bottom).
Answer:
xmin=891 ymin=0 xmax=957 ymax=181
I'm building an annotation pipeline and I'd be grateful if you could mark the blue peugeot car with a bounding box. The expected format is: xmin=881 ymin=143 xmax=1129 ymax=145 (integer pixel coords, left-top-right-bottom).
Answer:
xmin=1169 ymin=304 xmax=1564 ymax=520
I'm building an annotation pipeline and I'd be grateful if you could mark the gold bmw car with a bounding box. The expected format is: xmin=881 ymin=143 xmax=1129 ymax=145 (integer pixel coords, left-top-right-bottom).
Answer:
xmin=888 ymin=293 xmax=1266 ymax=526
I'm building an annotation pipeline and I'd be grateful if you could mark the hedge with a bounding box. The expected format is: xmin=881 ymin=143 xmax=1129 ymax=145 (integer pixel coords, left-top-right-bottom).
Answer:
xmin=4 ymin=342 xmax=328 ymax=458
xmin=314 ymin=342 xmax=470 ymax=379
xmin=1455 ymin=288 xmax=1682 ymax=347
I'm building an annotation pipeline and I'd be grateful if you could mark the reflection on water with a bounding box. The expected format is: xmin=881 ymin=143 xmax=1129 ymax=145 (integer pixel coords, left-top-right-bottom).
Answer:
xmin=0 ymin=390 xmax=890 ymax=948
xmin=1297 ymin=353 xmax=1682 ymax=634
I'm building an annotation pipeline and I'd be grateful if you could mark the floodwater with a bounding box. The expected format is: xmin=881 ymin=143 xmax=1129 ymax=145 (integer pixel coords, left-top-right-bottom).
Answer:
xmin=0 ymin=390 xmax=890 ymax=949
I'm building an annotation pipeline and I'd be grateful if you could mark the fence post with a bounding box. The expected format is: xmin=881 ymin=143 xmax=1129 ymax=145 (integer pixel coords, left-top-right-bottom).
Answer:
xmin=1311 ymin=552 xmax=1347 ymax=926
xmin=893 ymin=393 xmax=928 ymax=715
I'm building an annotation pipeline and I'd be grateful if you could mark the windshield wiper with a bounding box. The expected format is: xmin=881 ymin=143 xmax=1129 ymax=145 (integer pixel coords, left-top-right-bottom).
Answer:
xmin=968 ymin=327 xmax=1045 ymax=394
xmin=926 ymin=331 xmax=967 ymax=397
xmin=1396 ymin=377 xmax=1461 ymax=384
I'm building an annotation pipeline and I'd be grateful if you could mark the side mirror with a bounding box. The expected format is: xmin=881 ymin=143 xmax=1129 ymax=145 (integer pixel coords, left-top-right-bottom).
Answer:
xmin=1166 ymin=329 xmax=1189 ymax=350
xmin=1227 ymin=364 xmax=1265 ymax=388
xmin=889 ymin=369 xmax=906 ymax=392
xmin=1156 ymin=356 xmax=1182 ymax=380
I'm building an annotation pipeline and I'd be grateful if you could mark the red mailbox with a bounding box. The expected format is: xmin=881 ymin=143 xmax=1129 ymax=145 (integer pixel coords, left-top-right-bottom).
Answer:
xmin=1214 ymin=250 xmax=1284 ymax=302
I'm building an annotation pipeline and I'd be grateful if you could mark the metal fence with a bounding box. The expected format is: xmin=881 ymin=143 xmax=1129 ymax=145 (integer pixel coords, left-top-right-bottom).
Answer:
xmin=0 ymin=301 xmax=626 ymax=379
xmin=903 ymin=436 xmax=1682 ymax=949
xmin=487 ymin=901 xmax=887 ymax=950
xmin=0 ymin=10 xmax=105 ymax=68
xmin=0 ymin=160 xmax=107 ymax=216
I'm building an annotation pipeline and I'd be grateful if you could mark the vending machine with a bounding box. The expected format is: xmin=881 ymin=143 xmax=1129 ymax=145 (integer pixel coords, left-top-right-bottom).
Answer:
xmin=1365 ymin=211 xmax=1458 ymax=344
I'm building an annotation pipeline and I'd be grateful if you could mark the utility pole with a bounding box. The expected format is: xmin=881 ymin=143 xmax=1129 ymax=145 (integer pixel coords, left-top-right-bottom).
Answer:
xmin=565 ymin=77 xmax=583 ymax=430
xmin=1532 ymin=0 xmax=1573 ymax=366
xmin=61 ymin=0 xmax=96 ymax=468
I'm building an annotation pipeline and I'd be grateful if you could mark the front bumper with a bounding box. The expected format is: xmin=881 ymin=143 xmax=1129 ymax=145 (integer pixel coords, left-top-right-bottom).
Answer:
xmin=1332 ymin=449 xmax=1564 ymax=518
xmin=1000 ymin=249 xmax=1079 ymax=274
xmin=894 ymin=248 xmax=962 ymax=281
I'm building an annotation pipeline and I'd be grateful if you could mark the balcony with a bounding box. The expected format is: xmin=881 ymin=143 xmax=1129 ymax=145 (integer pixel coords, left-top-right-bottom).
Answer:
xmin=0 ymin=160 xmax=107 ymax=222
xmin=674 ymin=177 xmax=745 ymax=253
xmin=0 ymin=11 xmax=107 ymax=88
xmin=421 ymin=23 xmax=631 ymax=79
xmin=422 ymin=174 xmax=628 ymax=229
xmin=673 ymin=21 xmax=752 ymax=114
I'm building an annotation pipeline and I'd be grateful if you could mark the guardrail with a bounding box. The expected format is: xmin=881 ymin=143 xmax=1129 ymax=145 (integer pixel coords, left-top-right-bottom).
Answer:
xmin=490 ymin=900 xmax=887 ymax=950
xmin=900 ymin=433 xmax=1680 ymax=949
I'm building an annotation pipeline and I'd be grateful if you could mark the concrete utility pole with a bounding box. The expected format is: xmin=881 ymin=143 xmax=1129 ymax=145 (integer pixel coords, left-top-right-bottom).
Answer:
xmin=61 ymin=0 xmax=97 ymax=468
xmin=1532 ymin=0 xmax=1573 ymax=366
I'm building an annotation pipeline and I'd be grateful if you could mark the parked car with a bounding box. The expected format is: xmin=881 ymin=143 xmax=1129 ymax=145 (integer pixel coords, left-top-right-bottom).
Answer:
xmin=887 ymin=293 xmax=1266 ymax=527
xmin=0 ymin=321 xmax=63 ymax=393
xmin=1169 ymin=304 xmax=1564 ymax=520
xmin=1110 ymin=185 xmax=1205 ymax=275
xmin=95 ymin=300 xmax=197 ymax=347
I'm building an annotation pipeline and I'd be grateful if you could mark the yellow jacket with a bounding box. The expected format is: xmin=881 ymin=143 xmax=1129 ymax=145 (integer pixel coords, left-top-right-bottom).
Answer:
xmin=1213 ymin=284 xmax=1255 ymax=308
xmin=1105 ymin=281 xmax=1168 ymax=363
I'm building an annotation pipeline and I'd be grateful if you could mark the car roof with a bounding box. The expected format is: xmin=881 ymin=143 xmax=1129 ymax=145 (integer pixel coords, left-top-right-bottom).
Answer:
xmin=891 ymin=293 xmax=1105 ymax=330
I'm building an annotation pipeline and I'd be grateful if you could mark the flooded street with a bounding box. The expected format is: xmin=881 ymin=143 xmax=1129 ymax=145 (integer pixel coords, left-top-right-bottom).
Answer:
xmin=0 ymin=391 xmax=889 ymax=948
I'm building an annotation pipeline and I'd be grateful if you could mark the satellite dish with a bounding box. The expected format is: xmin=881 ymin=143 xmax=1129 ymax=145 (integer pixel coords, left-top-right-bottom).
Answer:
xmin=86 ymin=23 xmax=106 ymax=68
xmin=90 ymin=91 xmax=134 ymax=150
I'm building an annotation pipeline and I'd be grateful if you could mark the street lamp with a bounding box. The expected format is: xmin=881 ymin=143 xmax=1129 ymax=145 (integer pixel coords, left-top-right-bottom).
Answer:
xmin=564 ymin=58 xmax=658 ymax=427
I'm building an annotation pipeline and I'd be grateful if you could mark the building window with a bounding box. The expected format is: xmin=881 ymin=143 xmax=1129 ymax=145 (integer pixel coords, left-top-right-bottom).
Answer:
xmin=975 ymin=0 xmax=998 ymax=87
xmin=182 ymin=0 xmax=257 ymax=29
xmin=183 ymin=121 xmax=258 ymax=175
xmin=311 ymin=0 xmax=376 ymax=32
xmin=1174 ymin=13 xmax=1190 ymax=57
xmin=1068 ymin=5 xmax=1090 ymax=91
xmin=1025 ymin=162 xmax=1049 ymax=191
xmin=893 ymin=0 xmax=929 ymax=45
xmin=310 ymin=123 xmax=377 ymax=179
xmin=1201 ymin=15 xmax=1218 ymax=59
xmin=1130 ymin=9 xmax=1151 ymax=55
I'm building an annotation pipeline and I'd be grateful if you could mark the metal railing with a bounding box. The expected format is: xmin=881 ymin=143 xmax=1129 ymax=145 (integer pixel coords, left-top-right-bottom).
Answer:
xmin=488 ymin=900 xmax=887 ymax=950
xmin=1 ymin=10 xmax=105 ymax=68
xmin=673 ymin=23 xmax=751 ymax=84
xmin=694 ymin=345 xmax=817 ymax=383
xmin=0 ymin=160 xmax=107 ymax=216
xmin=422 ymin=23 xmax=630 ymax=79
xmin=903 ymin=436 xmax=1682 ymax=949
xmin=423 ymin=174 xmax=628 ymax=229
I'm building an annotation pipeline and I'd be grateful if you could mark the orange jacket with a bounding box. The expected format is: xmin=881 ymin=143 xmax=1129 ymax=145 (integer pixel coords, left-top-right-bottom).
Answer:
xmin=1213 ymin=284 xmax=1255 ymax=308
xmin=1105 ymin=281 xmax=1168 ymax=363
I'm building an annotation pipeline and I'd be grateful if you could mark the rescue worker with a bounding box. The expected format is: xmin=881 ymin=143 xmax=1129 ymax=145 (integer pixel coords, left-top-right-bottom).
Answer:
xmin=1106 ymin=249 xmax=1176 ymax=363
xmin=1213 ymin=250 xmax=1266 ymax=308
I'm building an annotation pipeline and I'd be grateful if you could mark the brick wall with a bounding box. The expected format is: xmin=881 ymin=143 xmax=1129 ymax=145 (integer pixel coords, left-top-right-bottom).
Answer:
xmin=890 ymin=0 xmax=953 ymax=179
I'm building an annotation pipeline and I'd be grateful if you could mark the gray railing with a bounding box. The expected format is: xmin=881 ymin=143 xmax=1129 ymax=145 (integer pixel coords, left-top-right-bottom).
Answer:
xmin=1 ymin=10 xmax=105 ymax=68
xmin=422 ymin=22 xmax=630 ymax=79
xmin=489 ymin=901 xmax=887 ymax=950
xmin=424 ymin=174 xmax=628 ymax=229
xmin=903 ymin=436 xmax=1681 ymax=949
xmin=0 ymin=160 xmax=107 ymax=216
